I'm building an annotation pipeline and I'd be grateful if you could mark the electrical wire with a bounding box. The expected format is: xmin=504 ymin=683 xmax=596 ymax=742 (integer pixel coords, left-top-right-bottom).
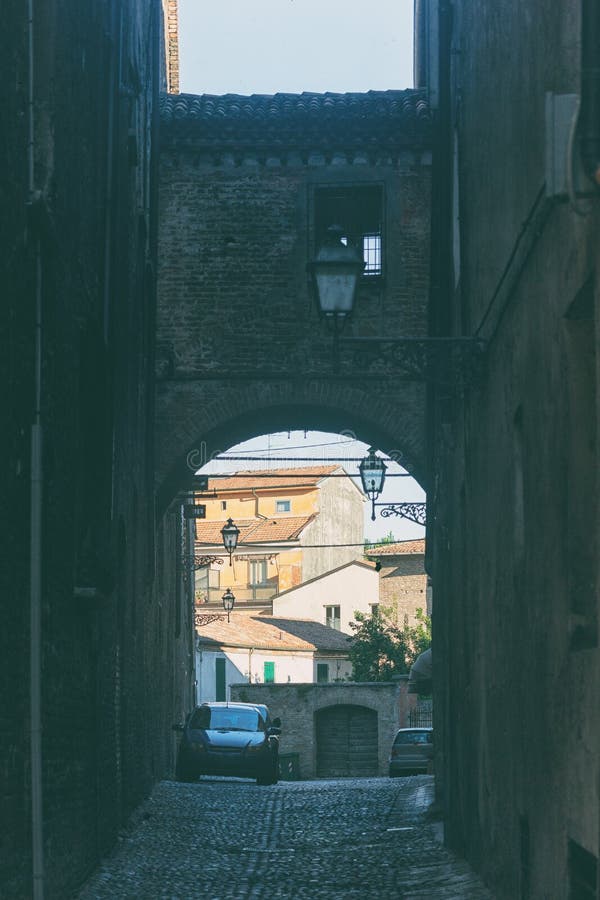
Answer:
xmin=220 ymin=438 xmax=358 ymax=453
xmin=213 ymin=455 xmax=402 ymax=463
xmin=195 ymin=539 xmax=424 ymax=550
xmin=197 ymin=472 xmax=413 ymax=479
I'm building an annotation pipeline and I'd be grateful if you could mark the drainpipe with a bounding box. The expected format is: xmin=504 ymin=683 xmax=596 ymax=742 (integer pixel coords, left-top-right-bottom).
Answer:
xmin=27 ymin=0 xmax=45 ymax=895
xmin=251 ymin=488 xmax=267 ymax=520
xmin=580 ymin=0 xmax=600 ymax=186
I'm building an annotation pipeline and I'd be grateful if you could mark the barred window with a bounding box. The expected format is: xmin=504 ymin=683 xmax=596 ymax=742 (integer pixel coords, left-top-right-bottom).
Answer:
xmin=315 ymin=185 xmax=383 ymax=277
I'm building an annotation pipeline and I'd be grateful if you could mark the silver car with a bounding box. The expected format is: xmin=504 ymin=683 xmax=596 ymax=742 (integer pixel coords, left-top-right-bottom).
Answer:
xmin=388 ymin=727 xmax=433 ymax=776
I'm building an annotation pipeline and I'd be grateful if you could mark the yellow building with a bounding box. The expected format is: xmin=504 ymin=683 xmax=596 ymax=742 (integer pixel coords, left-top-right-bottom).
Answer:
xmin=194 ymin=465 xmax=365 ymax=612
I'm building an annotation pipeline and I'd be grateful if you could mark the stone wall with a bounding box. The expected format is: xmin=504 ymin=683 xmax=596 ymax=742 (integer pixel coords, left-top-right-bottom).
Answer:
xmin=230 ymin=681 xmax=402 ymax=778
xmin=378 ymin=556 xmax=429 ymax=624
xmin=426 ymin=1 xmax=600 ymax=897
xmin=2 ymin=2 xmax=191 ymax=897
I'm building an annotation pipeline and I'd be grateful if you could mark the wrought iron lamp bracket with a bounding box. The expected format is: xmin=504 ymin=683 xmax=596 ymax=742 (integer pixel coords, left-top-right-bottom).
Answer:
xmin=194 ymin=612 xmax=225 ymax=628
xmin=373 ymin=502 xmax=427 ymax=526
xmin=181 ymin=555 xmax=224 ymax=570
xmin=343 ymin=336 xmax=487 ymax=385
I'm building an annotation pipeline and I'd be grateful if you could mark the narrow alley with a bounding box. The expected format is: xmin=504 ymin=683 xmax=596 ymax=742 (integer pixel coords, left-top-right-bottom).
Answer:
xmin=77 ymin=777 xmax=491 ymax=899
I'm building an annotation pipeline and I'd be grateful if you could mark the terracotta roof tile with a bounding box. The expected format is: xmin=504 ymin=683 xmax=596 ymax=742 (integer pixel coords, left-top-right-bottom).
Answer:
xmin=195 ymin=515 xmax=315 ymax=546
xmin=365 ymin=539 xmax=426 ymax=556
xmin=195 ymin=613 xmax=353 ymax=652
xmin=206 ymin=465 xmax=340 ymax=492
xmin=160 ymin=89 xmax=431 ymax=149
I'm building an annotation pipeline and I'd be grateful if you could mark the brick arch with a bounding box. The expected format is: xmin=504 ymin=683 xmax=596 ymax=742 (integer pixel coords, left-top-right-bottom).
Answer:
xmin=155 ymin=381 xmax=427 ymax=514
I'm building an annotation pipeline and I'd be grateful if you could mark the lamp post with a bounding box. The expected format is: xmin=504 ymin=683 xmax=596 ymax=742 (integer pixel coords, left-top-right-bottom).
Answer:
xmin=359 ymin=447 xmax=387 ymax=521
xmin=220 ymin=517 xmax=240 ymax=566
xmin=311 ymin=225 xmax=365 ymax=369
xmin=221 ymin=588 xmax=235 ymax=623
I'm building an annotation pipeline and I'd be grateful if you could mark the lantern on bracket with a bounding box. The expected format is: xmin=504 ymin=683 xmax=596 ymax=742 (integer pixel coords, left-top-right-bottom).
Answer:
xmin=220 ymin=517 xmax=240 ymax=566
xmin=221 ymin=588 xmax=236 ymax=623
xmin=359 ymin=447 xmax=387 ymax=521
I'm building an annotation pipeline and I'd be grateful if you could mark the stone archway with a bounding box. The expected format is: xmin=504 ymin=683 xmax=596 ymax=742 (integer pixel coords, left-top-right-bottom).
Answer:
xmin=155 ymin=386 xmax=428 ymax=514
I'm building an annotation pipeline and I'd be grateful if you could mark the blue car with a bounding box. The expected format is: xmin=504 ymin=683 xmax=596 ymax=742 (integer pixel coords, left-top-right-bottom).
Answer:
xmin=173 ymin=702 xmax=281 ymax=785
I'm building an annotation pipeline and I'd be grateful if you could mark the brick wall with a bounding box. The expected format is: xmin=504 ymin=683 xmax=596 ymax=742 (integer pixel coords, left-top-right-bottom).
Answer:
xmin=156 ymin=116 xmax=432 ymax=509
xmin=230 ymin=681 xmax=401 ymax=778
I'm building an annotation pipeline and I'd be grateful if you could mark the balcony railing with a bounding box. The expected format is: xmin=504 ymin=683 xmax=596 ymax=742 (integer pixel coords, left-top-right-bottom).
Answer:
xmin=197 ymin=585 xmax=276 ymax=607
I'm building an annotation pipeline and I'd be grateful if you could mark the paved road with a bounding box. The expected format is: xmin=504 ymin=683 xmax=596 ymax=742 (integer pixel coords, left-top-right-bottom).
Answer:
xmin=78 ymin=776 xmax=492 ymax=899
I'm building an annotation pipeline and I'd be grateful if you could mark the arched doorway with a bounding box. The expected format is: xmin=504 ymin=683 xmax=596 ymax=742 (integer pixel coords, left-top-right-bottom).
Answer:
xmin=315 ymin=704 xmax=378 ymax=777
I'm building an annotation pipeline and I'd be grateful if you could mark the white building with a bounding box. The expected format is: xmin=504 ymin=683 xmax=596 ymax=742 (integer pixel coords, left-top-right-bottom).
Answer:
xmin=272 ymin=559 xmax=380 ymax=635
xmin=195 ymin=613 xmax=353 ymax=703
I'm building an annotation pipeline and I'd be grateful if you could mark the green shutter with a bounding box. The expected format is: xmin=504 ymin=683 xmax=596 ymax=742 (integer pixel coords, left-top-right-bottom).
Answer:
xmin=317 ymin=663 xmax=329 ymax=683
xmin=215 ymin=658 xmax=226 ymax=701
xmin=263 ymin=661 xmax=275 ymax=683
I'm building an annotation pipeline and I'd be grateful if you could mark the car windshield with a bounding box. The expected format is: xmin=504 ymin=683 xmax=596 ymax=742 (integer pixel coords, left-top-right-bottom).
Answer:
xmin=190 ymin=707 xmax=262 ymax=732
xmin=394 ymin=731 xmax=431 ymax=745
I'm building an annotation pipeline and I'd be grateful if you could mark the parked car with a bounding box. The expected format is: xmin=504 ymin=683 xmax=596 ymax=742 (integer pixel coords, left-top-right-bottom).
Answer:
xmin=388 ymin=727 xmax=433 ymax=776
xmin=173 ymin=702 xmax=281 ymax=785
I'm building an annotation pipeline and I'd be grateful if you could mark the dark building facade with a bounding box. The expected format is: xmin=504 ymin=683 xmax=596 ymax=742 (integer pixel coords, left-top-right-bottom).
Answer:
xmin=2 ymin=2 xmax=191 ymax=897
xmin=419 ymin=1 xmax=600 ymax=896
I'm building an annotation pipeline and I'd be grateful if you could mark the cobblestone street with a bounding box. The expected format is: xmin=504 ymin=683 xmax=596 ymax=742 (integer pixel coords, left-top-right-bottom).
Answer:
xmin=78 ymin=776 xmax=492 ymax=899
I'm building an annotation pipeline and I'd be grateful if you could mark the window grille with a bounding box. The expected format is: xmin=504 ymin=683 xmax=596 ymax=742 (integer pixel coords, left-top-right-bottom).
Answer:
xmin=363 ymin=233 xmax=382 ymax=276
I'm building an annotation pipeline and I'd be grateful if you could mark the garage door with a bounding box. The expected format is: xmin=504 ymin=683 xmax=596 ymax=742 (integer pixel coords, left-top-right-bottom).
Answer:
xmin=316 ymin=705 xmax=378 ymax=777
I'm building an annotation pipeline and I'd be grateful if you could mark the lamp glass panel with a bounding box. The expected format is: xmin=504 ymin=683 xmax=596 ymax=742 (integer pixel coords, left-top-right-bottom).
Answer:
xmin=360 ymin=460 xmax=386 ymax=496
xmin=315 ymin=270 xmax=357 ymax=315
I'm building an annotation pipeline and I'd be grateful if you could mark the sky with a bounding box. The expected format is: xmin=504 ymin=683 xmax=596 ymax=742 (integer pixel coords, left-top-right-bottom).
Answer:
xmin=200 ymin=431 xmax=426 ymax=544
xmin=177 ymin=0 xmax=414 ymax=95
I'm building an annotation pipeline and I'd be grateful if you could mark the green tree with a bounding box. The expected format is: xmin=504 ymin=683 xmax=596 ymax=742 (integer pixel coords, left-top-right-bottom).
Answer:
xmin=348 ymin=607 xmax=431 ymax=682
xmin=364 ymin=530 xmax=397 ymax=552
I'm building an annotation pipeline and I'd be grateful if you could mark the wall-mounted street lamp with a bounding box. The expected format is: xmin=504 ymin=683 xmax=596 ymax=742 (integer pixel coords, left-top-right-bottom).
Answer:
xmin=221 ymin=588 xmax=236 ymax=623
xmin=220 ymin=517 xmax=240 ymax=565
xmin=358 ymin=447 xmax=427 ymax=526
xmin=311 ymin=227 xmax=485 ymax=384
xmin=359 ymin=447 xmax=387 ymax=521
xmin=311 ymin=225 xmax=365 ymax=369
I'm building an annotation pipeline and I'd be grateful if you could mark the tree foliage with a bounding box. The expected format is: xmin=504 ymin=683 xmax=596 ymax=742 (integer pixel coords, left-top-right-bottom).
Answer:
xmin=348 ymin=607 xmax=431 ymax=682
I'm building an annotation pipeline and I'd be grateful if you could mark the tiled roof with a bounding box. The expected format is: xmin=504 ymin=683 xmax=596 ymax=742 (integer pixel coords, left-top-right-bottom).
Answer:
xmin=195 ymin=515 xmax=315 ymax=546
xmin=160 ymin=90 xmax=431 ymax=148
xmin=196 ymin=613 xmax=353 ymax=652
xmin=207 ymin=466 xmax=341 ymax=492
xmin=365 ymin=539 xmax=426 ymax=556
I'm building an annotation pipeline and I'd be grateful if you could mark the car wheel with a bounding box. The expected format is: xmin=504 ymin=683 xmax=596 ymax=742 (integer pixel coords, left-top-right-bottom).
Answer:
xmin=175 ymin=756 xmax=196 ymax=783
xmin=257 ymin=758 xmax=279 ymax=786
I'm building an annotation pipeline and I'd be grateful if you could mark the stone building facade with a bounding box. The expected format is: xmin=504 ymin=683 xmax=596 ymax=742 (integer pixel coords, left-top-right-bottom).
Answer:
xmin=365 ymin=539 xmax=430 ymax=624
xmin=194 ymin=465 xmax=365 ymax=607
xmin=230 ymin=681 xmax=401 ymax=779
xmin=419 ymin=1 xmax=600 ymax=897
xmin=2 ymin=3 xmax=191 ymax=898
